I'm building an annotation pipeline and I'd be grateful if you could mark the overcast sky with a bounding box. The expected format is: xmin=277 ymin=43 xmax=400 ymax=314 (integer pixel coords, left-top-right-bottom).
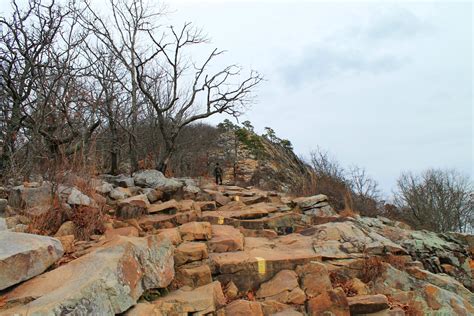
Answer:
xmin=163 ymin=0 xmax=473 ymax=196
xmin=1 ymin=0 xmax=471 ymax=196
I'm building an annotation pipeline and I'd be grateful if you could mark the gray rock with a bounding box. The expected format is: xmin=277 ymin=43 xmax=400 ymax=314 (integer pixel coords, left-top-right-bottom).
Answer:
xmin=113 ymin=175 xmax=135 ymax=188
xmin=0 ymin=218 xmax=7 ymax=231
xmin=133 ymin=169 xmax=183 ymax=191
xmin=109 ymin=187 xmax=131 ymax=200
xmin=184 ymin=185 xmax=201 ymax=194
xmin=95 ymin=182 xmax=114 ymax=194
xmin=0 ymin=232 xmax=64 ymax=290
xmin=140 ymin=188 xmax=161 ymax=203
xmin=8 ymin=182 xmax=53 ymax=212
xmin=67 ymin=187 xmax=91 ymax=206
xmin=2 ymin=235 xmax=174 ymax=315
xmin=292 ymin=194 xmax=328 ymax=210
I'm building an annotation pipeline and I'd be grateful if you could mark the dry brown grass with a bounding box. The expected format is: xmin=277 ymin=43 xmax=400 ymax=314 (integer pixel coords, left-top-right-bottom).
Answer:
xmin=70 ymin=206 xmax=106 ymax=241
xmin=27 ymin=196 xmax=69 ymax=236
xmin=384 ymin=254 xmax=408 ymax=271
xmin=360 ymin=256 xmax=385 ymax=283
xmin=329 ymin=270 xmax=357 ymax=297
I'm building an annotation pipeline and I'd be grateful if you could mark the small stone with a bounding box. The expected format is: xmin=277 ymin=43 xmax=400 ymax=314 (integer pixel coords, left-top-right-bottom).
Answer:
xmin=225 ymin=281 xmax=239 ymax=299
xmin=55 ymin=221 xmax=76 ymax=237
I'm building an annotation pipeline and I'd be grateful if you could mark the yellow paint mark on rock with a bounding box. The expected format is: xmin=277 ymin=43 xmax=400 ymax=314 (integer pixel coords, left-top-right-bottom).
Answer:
xmin=255 ymin=257 xmax=266 ymax=275
xmin=217 ymin=217 xmax=224 ymax=225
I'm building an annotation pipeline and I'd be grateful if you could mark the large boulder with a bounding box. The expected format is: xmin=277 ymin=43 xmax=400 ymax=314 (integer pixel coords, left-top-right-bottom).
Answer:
xmin=1 ymin=235 xmax=174 ymax=315
xmin=8 ymin=182 xmax=53 ymax=213
xmin=133 ymin=170 xmax=183 ymax=192
xmin=0 ymin=232 xmax=64 ymax=290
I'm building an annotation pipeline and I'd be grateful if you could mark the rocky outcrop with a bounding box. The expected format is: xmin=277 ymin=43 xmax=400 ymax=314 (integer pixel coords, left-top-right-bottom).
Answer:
xmin=0 ymin=232 xmax=63 ymax=290
xmin=1 ymin=178 xmax=473 ymax=316
xmin=1 ymin=235 xmax=174 ymax=315
xmin=126 ymin=281 xmax=225 ymax=315
xmin=210 ymin=130 xmax=313 ymax=192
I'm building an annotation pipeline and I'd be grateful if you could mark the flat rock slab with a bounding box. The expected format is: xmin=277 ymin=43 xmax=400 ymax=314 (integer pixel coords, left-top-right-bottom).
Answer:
xmin=126 ymin=281 xmax=225 ymax=315
xmin=210 ymin=234 xmax=321 ymax=292
xmin=0 ymin=232 xmax=64 ymax=290
xmin=1 ymin=235 xmax=174 ymax=315
xmin=209 ymin=225 xmax=244 ymax=253
xmin=347 ymin=294 xmax=389 ymax=314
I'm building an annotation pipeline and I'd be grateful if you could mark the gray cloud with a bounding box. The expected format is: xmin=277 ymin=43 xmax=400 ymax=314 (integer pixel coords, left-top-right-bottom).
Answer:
xmin=280 ymin=6 xmax=430 ymax=86
xmin=281 ymin=46 xmax=408 ymax=86
xmin=365 ymin=7 xmax=429 ymax=40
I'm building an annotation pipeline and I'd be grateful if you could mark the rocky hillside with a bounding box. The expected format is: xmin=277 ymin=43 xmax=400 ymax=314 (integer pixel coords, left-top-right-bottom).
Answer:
xmin=0 ymin=170 xmax=473 ymax=315
xmin=209 ymin=128 xmax=313 ymax=193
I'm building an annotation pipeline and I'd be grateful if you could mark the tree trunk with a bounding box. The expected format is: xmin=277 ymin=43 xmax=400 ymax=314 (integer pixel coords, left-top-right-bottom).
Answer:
xmin=110 ymin=122 xmax=119 ymax=175
xmin=1 ymin=101 xmax=22 ymax=173
xmin=129 ymin=68 xmax=139 ymax=173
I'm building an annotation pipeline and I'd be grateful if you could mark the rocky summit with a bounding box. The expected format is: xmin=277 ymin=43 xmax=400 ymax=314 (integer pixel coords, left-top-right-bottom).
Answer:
xmin=0 ymin=170 xmax=472 ymax=315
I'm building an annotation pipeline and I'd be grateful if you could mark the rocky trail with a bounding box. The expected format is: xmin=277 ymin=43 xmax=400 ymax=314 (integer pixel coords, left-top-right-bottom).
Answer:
xmin=0 ymin=170 xmax=473 ymax=315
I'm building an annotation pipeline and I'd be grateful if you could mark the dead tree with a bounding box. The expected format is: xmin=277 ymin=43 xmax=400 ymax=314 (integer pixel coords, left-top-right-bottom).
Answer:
xmin=79 ymin=0 xmax=162 ymax=172
xmin=136 ymin=23 xmax=263 ymax=173
xmin=0 ymin=0 xmax=68 ymax=174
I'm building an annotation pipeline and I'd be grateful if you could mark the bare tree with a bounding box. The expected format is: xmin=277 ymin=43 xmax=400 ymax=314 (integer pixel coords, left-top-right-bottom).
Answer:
xmin=136 ymin=22 xmax=262 ymax=173
xmin=395 ymin=169 xmax=473 ymax=233
xmin=348 ymin=165 xmax=381 ymax=216
xmin=0 ymin=0 xmax=68 ymax=173
xmin=79 ymin=0 xmax=162 ymax=172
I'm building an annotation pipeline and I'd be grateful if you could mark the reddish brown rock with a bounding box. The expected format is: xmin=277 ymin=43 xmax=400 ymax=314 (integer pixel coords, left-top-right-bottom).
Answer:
xmin=175 ymin=242 xmax=208 ymax=266
xmin=157 ymin=228 xmax=182 ymax=245
xmin=256 ymin=270 xmax=306 ymax=304
xmin=116 ymin=194 xmax=150 ymax=219
xmin=179 ymin=222 xmax=212 ymax=241
xmin=224 ymin=281 xmax=239 ymax=299
xmin=209 ymin=225 xmax=244 ymax=253
xmin=2 ymin=235 xmax=174 ymax=315
xmin=196 ymin=201 xmax=217 ymax=211
xmin=173 ymin=264 xmax=212 ymax=289
xmin=347 ymin=294 xmax=390 ymax=314
xmin=56 ymin=235 xmax=75 ymax=254
xmin=423 ymin=284 xmax=442 ymax=310
xmin=127 ymin=281 xmax=225 ymax=315
xmin=257 ymin=270 xmax=299 ymax=298
xmin=307 ymin=288 xmax=350 ymax=316
xmin=148 ymin=199 xmax=178 ymax=214
xmin=0 ymin=232 xmax=64 ymax=290
xmin=104 ymin=226 xmax=139 ymax=239
xmin=210 ymin=234 xmax=321 ymax=292
xmin=296 ymin=261 xmax=333 ymax=298
xmin=224 ymin=300 xmax=264 ymax=316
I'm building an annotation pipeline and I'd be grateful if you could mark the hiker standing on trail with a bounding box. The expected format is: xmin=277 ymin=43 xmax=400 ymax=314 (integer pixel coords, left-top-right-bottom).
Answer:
xmin=214 ymin=163 xmax=223 ymax=185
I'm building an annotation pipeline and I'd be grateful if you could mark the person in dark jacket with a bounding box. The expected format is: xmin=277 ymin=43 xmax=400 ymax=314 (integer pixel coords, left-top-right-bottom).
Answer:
xmin=214 ymin=163 xmax=223 ymax=185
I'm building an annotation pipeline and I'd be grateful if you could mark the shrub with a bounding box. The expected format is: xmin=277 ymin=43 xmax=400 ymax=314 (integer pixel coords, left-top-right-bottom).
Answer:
xmin=70 ymin=206 xmax=106 ymax=240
